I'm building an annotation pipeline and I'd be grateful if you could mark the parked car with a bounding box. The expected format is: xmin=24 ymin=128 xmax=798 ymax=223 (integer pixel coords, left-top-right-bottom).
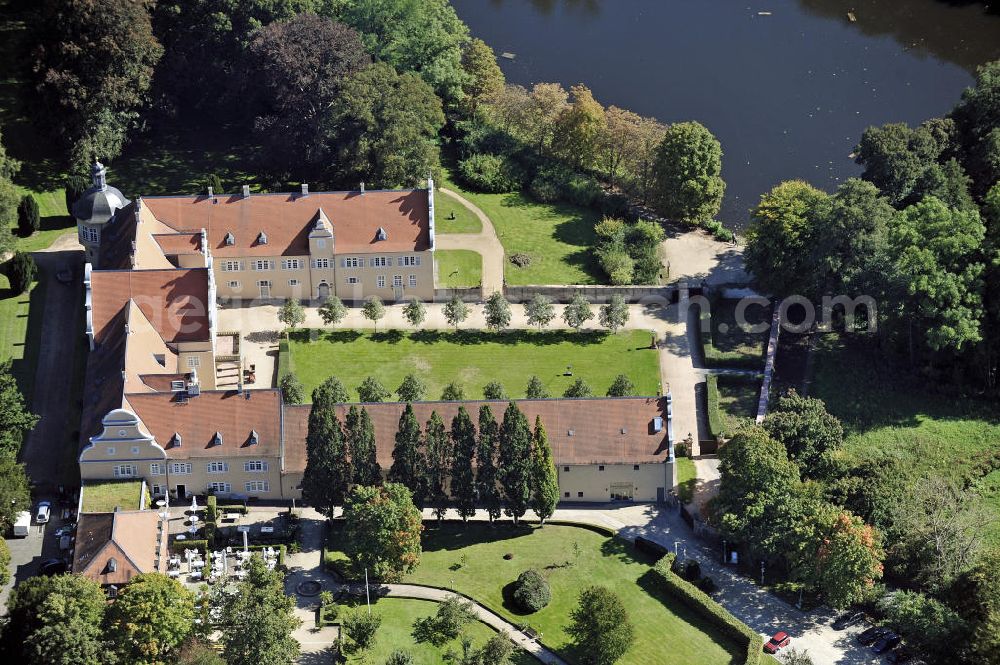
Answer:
xmin=763 ymin=632 xmax=791 ymax=654
xmin=54 ymin=524 xmax=76 ymax=538
xmin=38 ymin=559 xmax=67 ymax=576
xmin=872 ymin=632 xmax=902 ymax=655
xmin=857 ymin=626 xmax=891 ymax=646
xmin=35 ymin=501 xmax=51 ymax=524
xmin=832 ymin=610 xmax=865 ymax=630
xmin=12 ymin=511 xmax=32 ymax=537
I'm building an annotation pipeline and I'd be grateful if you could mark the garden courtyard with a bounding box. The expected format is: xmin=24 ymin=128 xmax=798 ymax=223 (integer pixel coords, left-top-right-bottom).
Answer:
xmin=282 ymin=328 xmax=661 ymax=403
xmin=325 ymin=522 xmax=743 ymax=665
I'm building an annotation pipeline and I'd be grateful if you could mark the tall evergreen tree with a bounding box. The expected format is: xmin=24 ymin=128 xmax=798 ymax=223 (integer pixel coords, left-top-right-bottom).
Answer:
xmin=302 ymin=404 xmax=350 ymax=518
xmin=424 ymin=411 xmax=452 ymax=521
xmin=450 ymin=407 xmax=478 ymax=522
xmin=530 ymin=416 xmax=559 ymax=524
xmin=389 ymin=404 xmax=426 ymax=505
xmin=346 ymin=406 xmax=381 ymax=487
xmin=476 ymin=405 xmax=503 ymax=523
xmin=499 ymin=402 xmax=533 ymax=524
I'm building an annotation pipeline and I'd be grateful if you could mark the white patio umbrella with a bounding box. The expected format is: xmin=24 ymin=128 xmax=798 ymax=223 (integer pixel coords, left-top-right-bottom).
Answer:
xmin=190 ymin=495 xmax=198 ymax=512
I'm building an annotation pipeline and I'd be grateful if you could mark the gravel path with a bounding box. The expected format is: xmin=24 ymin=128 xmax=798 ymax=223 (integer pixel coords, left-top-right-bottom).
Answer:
xmin=436 ymin=187 xmax=505 ymax=295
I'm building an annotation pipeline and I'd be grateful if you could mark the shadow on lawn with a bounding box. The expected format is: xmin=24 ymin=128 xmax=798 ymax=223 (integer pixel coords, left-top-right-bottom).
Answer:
xmin=420 ymin=521 xmax=536 ymax=553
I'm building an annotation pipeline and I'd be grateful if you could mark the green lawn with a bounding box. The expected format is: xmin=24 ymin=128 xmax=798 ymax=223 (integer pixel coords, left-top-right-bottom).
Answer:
xmin=435 ymin=190 xmax=482 ymax=234
xmin=441 ymin=172 xmax=602 ymax=285
xmin=676 ymin=455 xmax=696 ymax=504
xmin=702 ymin=299 xmax=770 ymax=369
xmin=811 ymin=335 xmax=1000 ymax=543
xmin=385 ymin=523 xmax=742 ymax=664
xmin=338 ymin=597 xmax=534 ymax=665
xmin=286 ymin=328 xmax=660 ymax=402
xmin=435 ymin=249 xmax=482 ymax=288
xmin=81 ymin=480 xmax=145 ymax=513
xmin=0 ymin=273 xmax=46 ymax=401
xmin=717 ymin=376 xmax=760 ymax=433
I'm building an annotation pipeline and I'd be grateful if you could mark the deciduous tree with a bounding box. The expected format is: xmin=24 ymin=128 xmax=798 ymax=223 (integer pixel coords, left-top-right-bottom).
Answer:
xmin=483 ymin=381 xmax=508 ymax=400
xmin=552 ymin=84 xmax=606 ymax=170
xmin=31 ymin=0 xmax=162 ymax=169
xmin=651 ymin=121 xmax=725 ymax=224
xmin=525 ymin=293 xmax=555 ymax=330
xmin=277 ymin=298 xmax=305 ymax=332
xmin=484 ymin=291 xmax=512 ymax=332
xmin=461 ymin=38 xmax=504 ymax=112
xmin=444 ymin=294 xmax=470 ymax=330
xmin=525 ymin=375 xmax=549 ymax=399
xmin=358 ymin=376 xmax=391 ymax=403
xmin=763 ymin=390 xmax=843 ymax=477
xmin=599 ymin=294 xmax=629 ymax=333
xmin=403 ymin=298 xmax=427 ymax=328
xmin=342 ymin=483 xmax=422 ymax=582
xmin=0 ymin=458 xmax=31 ymax=531
xmin=362 ymin=296 xmax=386 ymax=330
xmin=278 ymin=372 xmax=304 ymax=404
xmin=563 ymin=378 xmax=592 ymax=398
xmin=566 ymin=586 xmax=635 ymax=665
xmin=606 ymin=374 xmax=636 ymax=397
xmin=562 ymin=294 xmax=594 ymax=331
xmin=218 ymin=556 xmax=300 ymax=665
xmin=318 ymin=296 xmax=347 ymax=327
xmin=397 ymin=374 xmax=427 ymax=402
xmin=105 ymin=573 xmax=196 ymax=665
xmin=0 ymin=359 xmax=38 ymax=459
xmin=441 ymin=381 xmax=465 ymax=401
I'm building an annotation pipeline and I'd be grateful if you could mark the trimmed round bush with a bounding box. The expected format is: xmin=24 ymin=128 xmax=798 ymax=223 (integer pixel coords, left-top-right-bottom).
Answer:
xmin=457 ymin=153 xmax=524 ymax=193
xmin=512 ymin=569 xmax=550 ymax=613
xmin=7 ymin=252 xmax=36 ymax=295
xmin=681 ymin=559 xmax=701 ymax=582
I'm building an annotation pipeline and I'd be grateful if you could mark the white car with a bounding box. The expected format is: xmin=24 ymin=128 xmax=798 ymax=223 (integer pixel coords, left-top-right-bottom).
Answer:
xmin=35 ymin=501 xmax=51 ymax=524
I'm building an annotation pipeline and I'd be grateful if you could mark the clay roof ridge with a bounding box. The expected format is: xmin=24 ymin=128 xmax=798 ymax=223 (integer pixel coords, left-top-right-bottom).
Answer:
xmin=109 ymin=512 xmax=149 ymax=573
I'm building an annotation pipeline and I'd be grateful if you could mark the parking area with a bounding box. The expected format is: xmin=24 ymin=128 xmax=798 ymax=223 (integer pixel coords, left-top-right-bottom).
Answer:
xmin=2 ymin=494 xmax=76 ymax=611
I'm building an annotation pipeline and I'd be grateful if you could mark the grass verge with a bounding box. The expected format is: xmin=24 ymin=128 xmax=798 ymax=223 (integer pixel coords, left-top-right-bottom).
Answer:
xmin=435 ymin=189 xmax=483 ymax=234
xmin=700 ymin=299 xmax=770 ymax=370
xmin=286 ymin=328 xmax=660 ymax=402
xmin=676 ymin=456 xmax=696 ymax=504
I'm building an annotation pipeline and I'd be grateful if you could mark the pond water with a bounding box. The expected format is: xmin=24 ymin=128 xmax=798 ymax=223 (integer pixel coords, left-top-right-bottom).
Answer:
xmin=452 ymin=0 xmax=1000 ymax=226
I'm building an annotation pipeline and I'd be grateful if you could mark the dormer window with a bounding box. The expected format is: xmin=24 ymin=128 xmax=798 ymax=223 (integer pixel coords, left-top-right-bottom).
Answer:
xmin=211 ymin=431 xmax=223 ymax=447
xmin=106 ymin=557 xmax=117 ymax=573
xmin=171 ymin=432 xmax=182 ymax=447
xmin=249 ymin=429 xmax=259 ymax=446
xmin=224 ymin=232 xmax=235 ymax=246
xmin=375 ymin=226 xmax=387 ymax=241
xmin=257 ymin=231 xmax=267 ymax=245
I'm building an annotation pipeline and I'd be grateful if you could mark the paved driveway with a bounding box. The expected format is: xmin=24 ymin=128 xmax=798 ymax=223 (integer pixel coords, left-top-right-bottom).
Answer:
xmin=435 ymin=188 xmax=505 ymax=295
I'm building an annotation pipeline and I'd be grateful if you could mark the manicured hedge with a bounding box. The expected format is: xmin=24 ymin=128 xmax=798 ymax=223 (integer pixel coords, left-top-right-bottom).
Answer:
xmin=706 ymin=374 xmax=727 ymax=440
xmin=171 ymin=539 xmax=208 ymax=554
xmin=277 ymin=338 xmax=291 ymax=380
xmin=650 ymin=557 xmax=763 ymax=665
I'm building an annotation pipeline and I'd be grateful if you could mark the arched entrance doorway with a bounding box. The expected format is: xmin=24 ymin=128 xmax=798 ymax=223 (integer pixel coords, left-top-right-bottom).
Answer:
xmin=317 ymin=282 xmax=330 ymax=299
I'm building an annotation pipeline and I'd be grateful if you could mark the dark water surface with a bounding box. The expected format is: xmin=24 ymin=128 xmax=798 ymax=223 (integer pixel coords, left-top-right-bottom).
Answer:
xmin=452 ymin=0 xmax=1000 ymax=225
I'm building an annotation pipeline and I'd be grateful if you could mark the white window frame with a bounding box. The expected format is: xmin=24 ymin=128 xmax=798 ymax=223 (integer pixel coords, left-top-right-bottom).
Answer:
xmin=113 ymin=464 xmax=137 ymax=478
xmin=170 ymin=462 xmax=192 ymax=475
xmin=187 ymin=356 xmax=200 ymax=368
xmin=244 ymin=460 xmax=268 ymax=473
xmin=401 ymin=256 xmax=421 ymax=267
xmin=288 ymin=279 xmax=300 ymax=286
xmin=346 ymin=276 xmax=359 ymax=285
xmin=206 ymin=461 xmax=228 ymax=474
xmin=151 ymin=484 xmax=163 ymax=496
xmin=392 ymin=275 xmax=403 ymax=288
xmin=150 ymin=463 xmax=163 ymax=476
xmin=245 ymin=481 xmax=270 ymax=494
xmin=81 ymin=226 xmax=100 ymax=244
xmin=313 ymin=258 xmax=331 ymax=269
xmin=408 ymin=274 xmax=417 ymax=287
xmin=281 ymin=259 xmax=302 ymax=270
xmin=228 ymin=280 xmax=240 ymax=289
xmin=251 ymin=259 xmax=273 ymax=271
xmin=208 ymin=482 xmax=231 ymax=494
xmin=377 ymin=275 xmax=386 ymax=288
xmin=221 ymin=260 xmax=242 ymax=272
xmin=370 ymin=256 xmax=390 ymax=268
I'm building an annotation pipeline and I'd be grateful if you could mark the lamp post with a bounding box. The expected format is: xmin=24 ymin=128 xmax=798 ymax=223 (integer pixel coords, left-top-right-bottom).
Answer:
xmin=760 ymin=560 xmax=765 ymax=585
xmin=364 ymin=567 xmax=371 ymax=614
xmin=673 ymin=541 xmax=680 ymax=556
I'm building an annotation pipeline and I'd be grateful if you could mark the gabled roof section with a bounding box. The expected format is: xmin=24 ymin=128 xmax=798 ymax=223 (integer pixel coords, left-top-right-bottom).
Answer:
xmin=281 ymin=397 xmax=670 ymax=474
xmin=123 ymin=302 xmax=179 ymax=394
xmin=126 ymin=389 xmax=282 ymax=459
xmin=152 ymin=232 xmax=202 ymax=256
xmin=142 ymin=189 xmax=430 ymax=256
xmin=73 ymin=511 xmax=167 ymax=585
xmin=79 ymin=307 xmax=129 ymax=446
xmin=90 ymin=268 xmax=211 ymax=345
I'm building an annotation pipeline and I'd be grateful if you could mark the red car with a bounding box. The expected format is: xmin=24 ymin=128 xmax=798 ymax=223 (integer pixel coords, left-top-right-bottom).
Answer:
xmin=763 ymin=632 xmax=791 ymax=654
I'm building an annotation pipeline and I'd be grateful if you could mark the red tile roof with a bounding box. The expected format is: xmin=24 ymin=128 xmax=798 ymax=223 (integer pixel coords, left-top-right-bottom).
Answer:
xmin=90 ymin=269 xmax=211 ymax=344
xmin=282 ymin=397 xmax=669 ymax=473
xmin=142 ymin=189 xmax=430 ymax=257
xmin=127 ymin=389 xmax=282 ymax=460
xmin=73 ymin=511 xmax=167 ymax=585
xmin=153 ymin=232 xmax=202 ymax=255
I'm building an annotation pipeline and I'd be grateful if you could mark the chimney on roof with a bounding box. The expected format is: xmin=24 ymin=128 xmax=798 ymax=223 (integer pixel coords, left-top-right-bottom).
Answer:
xmin=360 ymin=181 xmax=365 ymax=194
xmin=301 ymin=183 xmax=309 ymax=197
xmin=242 ymin=185 xmax=250 ymax=199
